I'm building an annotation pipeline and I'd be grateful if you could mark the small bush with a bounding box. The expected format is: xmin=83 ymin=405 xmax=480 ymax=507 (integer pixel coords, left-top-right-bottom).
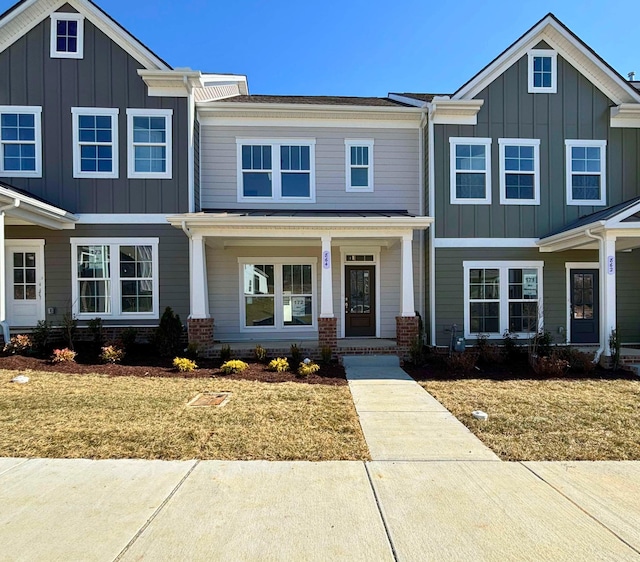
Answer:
xmin=502 ymin=331 xmax=525 ymax=362
xmin=51 ymin=348 xmax=77 ymax=363
xmin=555 ymin=347 xmax=596 ymax=374
xmin=444 ymin=351 xmax=478 ymax=375
xmin=3 ymin=334 xmax=33 ymax=355
xmin=88 ymin=317 xmax=104 ymax=349
xmin=173 ymin=357 xmax=198 ymax=372
xmin=320 ymin=345 xmax=333 ymax=365
xmin=154 ymin=307 xmax=183 ymax=357
xmin=254 ymin=344 xmax=268 ymax=363
xmin=297 ymin=359 xmax=320 ymax=378
xmin=184 ymin=342 xmax=200 ymax=360
xmin=32 ymin=320 xmax=51 ymax=356
xmin=531 ymin=353 xmax=570 ymax=378
xmin=290 ymin=343 xmax=302 ymax=366
xmin=409 ymin=336 xmax=425 ymax=366
xmin=100 ymin=344 xmax=125 ymax=364
xmin=475 ymin=334 xmax=502 ymax=366
xmin=220 ymin=360 xmax=248 ymax=375
xmin=119 ymin=328 xmax=138 ymax=352
xmin=268 ymin=357 xmax=290 ymax=372
xmin=219 ymin=344 xmax=232 ymax=362
xmin=62 ymin=312 xmax=77 ymax=350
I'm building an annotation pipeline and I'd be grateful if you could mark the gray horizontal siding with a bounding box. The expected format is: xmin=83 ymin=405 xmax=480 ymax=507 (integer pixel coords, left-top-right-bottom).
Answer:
xmin=434 ymin=48 xmax=640 ymax=239
xmin=5 ymin=224 xmax=189 ymax=326
xmin=200 ymin=126 xmax=420 ymax=213
xmin=0 ymin=16 xmax=189 ymax=214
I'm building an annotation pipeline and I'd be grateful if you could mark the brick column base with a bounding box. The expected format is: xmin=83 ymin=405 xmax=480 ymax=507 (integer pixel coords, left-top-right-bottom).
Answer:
xmin=396 ymin=316 xmax=419 ymax=362
xmin=188 ymin=317 xmax=215 ymax=358
xmin=318 ymin=317 xmax=338 ymax=357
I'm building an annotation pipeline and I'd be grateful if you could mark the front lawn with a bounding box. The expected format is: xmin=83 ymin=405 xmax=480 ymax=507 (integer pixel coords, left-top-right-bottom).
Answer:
xmin=0 ymin=371 xmax=369 ymax=461
xmin=420 ymin=377 xmax=640 ymax=461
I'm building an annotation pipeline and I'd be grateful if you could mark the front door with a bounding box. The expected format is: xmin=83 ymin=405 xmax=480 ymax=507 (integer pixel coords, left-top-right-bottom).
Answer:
xmin=570 ymin=269 xmax=599 ymax=344
xmin=5 ymin=244 xmax=45 ymax=327
xmin=345 ymin=265 xmax=375 ymax=337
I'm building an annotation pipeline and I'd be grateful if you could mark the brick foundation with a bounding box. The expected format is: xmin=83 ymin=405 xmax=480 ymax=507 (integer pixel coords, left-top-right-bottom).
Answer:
xmin=187 ymin=317 xmax=215 ymax=358
xmin=318 ymin=317 xmax=338 ymax=357
xmin=396 ymin=316 xmax=420 ymax=362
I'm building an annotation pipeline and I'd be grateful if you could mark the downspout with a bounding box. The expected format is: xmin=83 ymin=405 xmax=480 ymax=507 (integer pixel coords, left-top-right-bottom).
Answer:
xmin=181 ymin=220 xmax=194 ymax=322
xmin=585 ymin=228 xmax=605 ymax=363
xmin=0 ymin=199 xmax=20 ymax=343
xmin=427 ymin=104 xmax=436 ymax=346
xmin=184 ymin=76 xmax=196 ymax=213
xmin=418 ymin=113 xmax=426 ymax=334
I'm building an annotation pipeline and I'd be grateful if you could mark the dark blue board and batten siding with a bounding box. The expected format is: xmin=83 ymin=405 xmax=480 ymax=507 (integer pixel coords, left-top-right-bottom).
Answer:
xmin=0 ymin=11 xmax=189 ymax=214
xmin=433 ymin=42 xmax=640 ymax=240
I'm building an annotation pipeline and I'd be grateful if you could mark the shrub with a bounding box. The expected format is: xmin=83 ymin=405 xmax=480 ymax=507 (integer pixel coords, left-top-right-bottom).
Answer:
xmin=268 ymin=357 xmax=289 ymax=372
xmin=530 ymin=330 xmax=553 ymax=358
xmin=220 ymin=359 xmax=248 ymax=374
xmin=3 ymin=334 xmax=33 ymax=356
xmin=154 ymin=307 xmax=183 ymax=357
xmin=531 ymin=353 xmax=570 ymax=378
xmin=88 ymin=317 xmax=104 ymax=349
xmin=444 ymin=351 xmax=478 ymax=375
xmin=502 ymin=331 xmax=525 ymax=362
xmin=62 ymin=312 xmax=77 ymax=350
xmin=219 ymin=344 xmax=232 ymax=362
xmin=409 ymin=336 xmax=425 ymax=366
xmin=320 ymin=345 xmax=333 ymax=365
xmin=184 ymin=342 xmax=200 ymax=360
xmin=51 ymin=348 xmax=77 ymax=363
xmin=475 ymin=334 xmax=502 ymax=366
xmin=555 ymin=347 xmax=596 ymax=374
xmin=119 ymin=328 xmax=138 ymax=352
xmin=254 ymin=344 xmax=268 ymax=363
xmin=173 ymin=357 xmax=198 ymax=372
xmin=297 ymin=359 xmax=320 ymax=378
xmin=290 ymin=343 xmax=302 ymax=366
xmin=100 ymin=344 xmax=125 ymax=364
xmin=32 ymin=320 xmax=51 ymax=356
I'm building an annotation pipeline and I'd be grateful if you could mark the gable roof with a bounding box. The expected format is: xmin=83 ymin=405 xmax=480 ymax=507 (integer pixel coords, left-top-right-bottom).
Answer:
xmin=452 ymin=13 xmax=640 ymax=106
xmin=216 ymin=95 xmax=413 ymax=108
xmin=0 ymin=0 xmax=171 ymax=70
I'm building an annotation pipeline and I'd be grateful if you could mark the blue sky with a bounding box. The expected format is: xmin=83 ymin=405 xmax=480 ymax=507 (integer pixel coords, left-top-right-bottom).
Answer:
xmin=5 ymin=0 xmax=640 ymax=96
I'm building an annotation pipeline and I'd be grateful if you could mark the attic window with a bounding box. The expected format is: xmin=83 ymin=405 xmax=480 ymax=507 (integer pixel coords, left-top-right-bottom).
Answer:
xmin=528 ymin=49 xmax=557 ymax=94
xmin=50 ymin=13 xmax=84 ymax=59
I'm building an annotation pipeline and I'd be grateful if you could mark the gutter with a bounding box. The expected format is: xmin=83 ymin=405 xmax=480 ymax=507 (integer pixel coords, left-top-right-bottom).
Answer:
xmin=585 ymin=228 xmax=605 ymax=363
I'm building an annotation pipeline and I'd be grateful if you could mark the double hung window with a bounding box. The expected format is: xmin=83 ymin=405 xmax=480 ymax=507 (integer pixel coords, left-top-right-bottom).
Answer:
xmin=127 ymin=109 xmax=173 ymax=178
xmin=450 ymin=137 xmax=492 ymax=204
xmin=237 ymin=139 xmax=315 ymax=201
xmin=345 ymin=139 xmax=374 ymax=192
xmin=565 ymin=140 xmax=606 ymax=206
xmin=0 ymin=106 xmax=42 ymax=177
xmin=72 ymin=108 xmax=119 ymax=178
xmin=498 ymin=139 xmax=540 ymax=204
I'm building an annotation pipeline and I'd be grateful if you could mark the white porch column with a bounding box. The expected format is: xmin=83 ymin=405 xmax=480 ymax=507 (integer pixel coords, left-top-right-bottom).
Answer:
xmin=600 ymin=232 xmax=617 ymax=356
xmin=320 ymin=235 xmax=334 ymax=317
xmin=0 ymin=211 xmax=7 ymax=341
xmin=190 ymin=234 xmax=210 ymax=319
xmin=400 ymin=233 xmax=416 ymax=317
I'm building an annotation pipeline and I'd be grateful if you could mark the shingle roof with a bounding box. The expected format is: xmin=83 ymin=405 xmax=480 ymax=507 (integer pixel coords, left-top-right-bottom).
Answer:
xmin=389 ymin=93 xmax=445 ymax=102
xmin=0 ymin=180 xmax=73 ymax=212
xmin=202 ymin=209 xmax=415 ymax=218
xmin=216 ymin=95 xmax=413 ymax=107
xmin=541 ymin=196 xmax=640 ymax=239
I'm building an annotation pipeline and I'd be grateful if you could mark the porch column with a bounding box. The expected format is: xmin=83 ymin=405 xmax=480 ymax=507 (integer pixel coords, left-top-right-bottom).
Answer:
xmin=187 ymin=233 xmax=214 ymax=358
xmin=0 ymin=210 xmax=7 ymax=342
xmin=318 ymin=235 xmax=337 ymax=355
xmin=400 ymin=233 xmax=415 ymax=317
xmin=600 ymin=232 xmax=617 ymax=356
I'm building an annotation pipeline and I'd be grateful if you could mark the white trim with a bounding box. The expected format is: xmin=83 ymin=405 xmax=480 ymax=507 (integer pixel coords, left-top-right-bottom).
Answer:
xmin=610 ymin=104 xmax=640 ymax=128
xmin=527 ymin=49 xmax=557 ymax=94
xmin=435 ymin=238 xmax=539 ymax=248
xmin=565 ymin=262 xmax=599 ymax=345
xmin=428 ymin=116 xmax=436 ymax=346
xmin=463 ymin=260 xmax=544 ymax=340
xmin=126 ymin=108 xmax=173 ymax=179
xmin=430 ymin=99 xmax=484 ymax=125
xmin=340 ymin=247 xmax=381 ymax=339
xmin=71 ymin=107 xmax=119 ymax=179
xmin=70 ymin=237 xmax=159 ymax=320
xmin=0 ymin=106 xmax=43 ymax=178
xmin=4 ymin=239 xmax=46 ymax=327
xmin=50 ymin=12 xmax=84 ymax=59
xmin=237 ymin=257 xmax=318 ymax=334
xmin=75 ymin=214 xmax=169 ymax=224
xmin=498 ymin=138 xmax=540 ymax=205
xmin=345 ymin=139 xmax=374 ymax=192
xmin=565 ymin=139 xmax=607 ymax=206
xmin=449 ymin=137 xmax=492 ymax=205
xmin=236 ymin=138 xmax=316 ymax=203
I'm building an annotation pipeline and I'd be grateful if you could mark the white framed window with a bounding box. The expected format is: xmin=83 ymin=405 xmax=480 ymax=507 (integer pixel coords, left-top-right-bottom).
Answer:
xmin=72 ymin=108 xmax=119 ymax=179
xmin=565 ymin=139 xmax=607 ymax=206
xmin=236 ymin=139 xmax=316 ymax=202
xmin=239 ymin=258 xmax=317 ymax=332
xmin=528 ymin=49 xmax=557 ymax=93
xmin=126 ymin=109 xmax=173 ymax=179
xmin=50 ymin=13 xmax=84 ymax=59
xmin=345 ymin=139 xmax=374 ymax=192
xmin=498 ymin=138 xmax=540 ymax=205
xmin=463 ymin=261 xmax=544 ymax=339
xmin=450 ymin=137 xmax=492 ymax=204
xmin=0 ymin=106 xmax=42 ymax=177
xmin=71 ymin=238 xmax=159 ymax=320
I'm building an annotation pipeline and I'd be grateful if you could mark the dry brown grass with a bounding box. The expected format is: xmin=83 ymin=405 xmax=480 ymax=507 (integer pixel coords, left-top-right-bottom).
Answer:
xmin=421 ymin=378 xmax=640 ymax=461
xmin=0 ymin=370 xmax=369 ymax=461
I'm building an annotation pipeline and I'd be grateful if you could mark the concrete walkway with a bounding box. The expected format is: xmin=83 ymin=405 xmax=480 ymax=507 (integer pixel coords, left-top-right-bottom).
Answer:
xmin=343 ymin=355 xmax=499 ymax=461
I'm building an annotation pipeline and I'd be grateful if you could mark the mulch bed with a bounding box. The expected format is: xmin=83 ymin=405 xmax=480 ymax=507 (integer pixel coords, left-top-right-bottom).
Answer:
xmin=0 ymin=353 xmax=347 ymax=386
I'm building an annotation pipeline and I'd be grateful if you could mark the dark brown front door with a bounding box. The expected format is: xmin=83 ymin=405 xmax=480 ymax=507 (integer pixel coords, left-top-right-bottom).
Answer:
xmin=570 ymin=269 xmax=599 ymax=344
xmin=345 ymin=265 xmax=375 ymax=337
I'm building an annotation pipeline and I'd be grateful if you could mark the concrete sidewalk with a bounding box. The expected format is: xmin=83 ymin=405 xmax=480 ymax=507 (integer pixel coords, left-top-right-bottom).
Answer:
xmin=343 ymin=355 xmax=499 ymax=461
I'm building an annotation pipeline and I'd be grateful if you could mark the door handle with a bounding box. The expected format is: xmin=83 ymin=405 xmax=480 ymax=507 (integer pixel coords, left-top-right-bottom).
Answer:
xmin=344 ymin=297 xmax=349 ymax=312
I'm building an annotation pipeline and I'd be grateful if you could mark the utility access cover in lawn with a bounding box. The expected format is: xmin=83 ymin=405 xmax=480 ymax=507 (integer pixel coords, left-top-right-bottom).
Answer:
xmin=187 ymin=393 xmax=231 ymax=407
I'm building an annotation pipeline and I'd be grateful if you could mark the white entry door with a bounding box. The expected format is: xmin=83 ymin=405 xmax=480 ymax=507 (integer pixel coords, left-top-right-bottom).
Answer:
xmin=5 ymin=241 xmax=45 ymax=327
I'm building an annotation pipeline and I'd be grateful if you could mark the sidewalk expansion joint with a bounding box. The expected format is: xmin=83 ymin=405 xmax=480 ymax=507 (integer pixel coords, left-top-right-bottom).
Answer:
xmin=113 ymin=460 xmax=200 ymax=562
xmin=0 ymin=458 xmax=31 ymax=478
xmin=364 ymin=462 xmax=399 ymax=562
xmin=520 ymin=462 xmax=640 ymax=557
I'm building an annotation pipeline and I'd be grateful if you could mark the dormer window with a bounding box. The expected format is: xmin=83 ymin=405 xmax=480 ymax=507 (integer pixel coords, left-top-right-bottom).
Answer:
xmin=50 ymin=13 xmax=84 ymax=59
xmin=528 ymin=49 xmax=557 ymax=93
